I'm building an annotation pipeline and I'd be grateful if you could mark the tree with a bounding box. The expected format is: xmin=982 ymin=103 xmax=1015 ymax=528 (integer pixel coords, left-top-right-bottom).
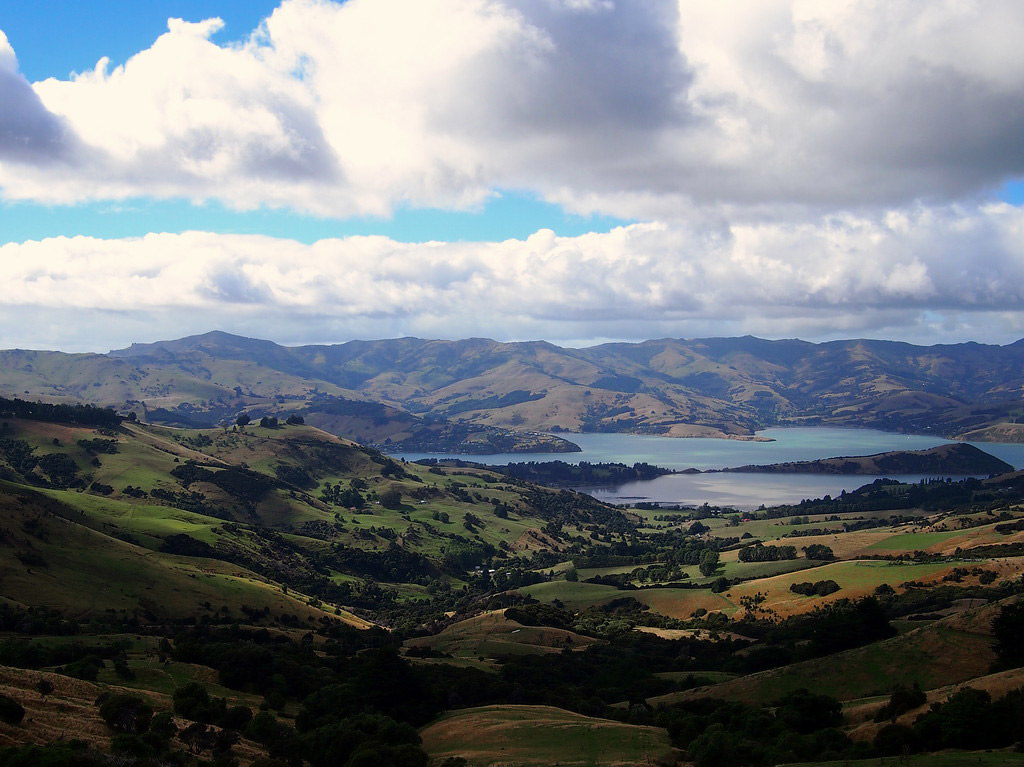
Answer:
xmin=774 ymin=689 xmax=843 ymax=733
xmin=564 ymin=566 xmax=578 ymax=582
xmin=180 ymin=722 xmax=216 ymax=755
xmin=874 ymin=723 xmax=919 ymax=756
xmin=803 ymin=544 xmax=835 ymax=560
xmin=235 ymin=414 xmax=251 ymax=427
xmin=379 ymin=488 xmax=402 ymax=510
xmin=687 ymin=521 xmax=709 ymax=536
xmin=698 ymin=550 xmax=719 ymax=577
xmin=99 ymin=694 xmax=153 ymax=734
xmin=0 ymin=694 xmax=24 ymax=725
xmin=874 ymin=683 xmax=926 ymax=722
xmin=286 ymin=414 xmax=304 ymax=425
xmin=992 ymin=602 xmax=1024 ymax=669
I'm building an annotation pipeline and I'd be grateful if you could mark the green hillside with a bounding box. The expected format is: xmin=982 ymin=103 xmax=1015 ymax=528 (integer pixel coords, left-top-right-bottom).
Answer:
xmin=0 ymin=400 xmax=1023 ymax=765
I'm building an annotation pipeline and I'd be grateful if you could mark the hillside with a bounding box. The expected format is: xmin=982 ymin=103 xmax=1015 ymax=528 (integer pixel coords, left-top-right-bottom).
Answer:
xmin=4 ymin=332 xmax=1024 ymax=449
xmin=717 ymin=442 xmax=1014 ymax=475
xmin=0 ymin=410 xmax=631 ymax=623
xmin=1 ymin=401 xmax=1024 ymax=765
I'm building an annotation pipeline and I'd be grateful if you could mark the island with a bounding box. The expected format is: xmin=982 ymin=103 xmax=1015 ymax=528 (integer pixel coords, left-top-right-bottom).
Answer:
xmin=714 ymin=442 xmax=1013 ymax=476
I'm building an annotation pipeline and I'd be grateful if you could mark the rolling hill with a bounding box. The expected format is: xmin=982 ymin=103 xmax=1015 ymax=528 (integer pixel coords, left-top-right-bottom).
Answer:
xmin=0 ymin=398 xmax=1023 ymax=765
xmin=4 ymin=332 xmax=1024 ymax=450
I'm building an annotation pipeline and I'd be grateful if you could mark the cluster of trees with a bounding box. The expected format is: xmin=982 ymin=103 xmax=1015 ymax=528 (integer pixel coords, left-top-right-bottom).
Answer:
xmin=0 ymin=437 xmax=83 ymax=488
xmin=802 ymin=543 xmax=835 ymax=560
xmin=0 ymin=397 xmax=122 ymax=427
xmin=789 ymin=580 xmax=841 ymax=597
xmin=321 ymin=482 xmax=366 ymax=508
xmin=874 ymin=685 xmax=1024 ymax=756
xmin=738 ymin=544 xmax=797 ymax=562
xmin=655 ymin=690 xmax=861 ymax=767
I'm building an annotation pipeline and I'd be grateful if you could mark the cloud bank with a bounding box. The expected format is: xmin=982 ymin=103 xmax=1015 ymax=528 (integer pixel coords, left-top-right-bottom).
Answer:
xmin=3 ymin=204 xmax=1023 ymax=351
xmin=2 ymin=0 xmax=1023 ymax=216
xmin=2 ymin=0 xmax=1023 ymax=350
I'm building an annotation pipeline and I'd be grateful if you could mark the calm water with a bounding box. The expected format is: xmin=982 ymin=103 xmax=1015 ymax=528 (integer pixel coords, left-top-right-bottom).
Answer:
xmin=388 ymin=427 xmax=1024 ymax=510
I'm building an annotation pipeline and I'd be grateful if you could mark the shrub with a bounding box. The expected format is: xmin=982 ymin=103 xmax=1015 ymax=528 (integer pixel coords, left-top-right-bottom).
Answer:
xmin=98 ymin=695 xmax=153 ymax=734
xmin=0 ymin=694 xmax=24 ymax=725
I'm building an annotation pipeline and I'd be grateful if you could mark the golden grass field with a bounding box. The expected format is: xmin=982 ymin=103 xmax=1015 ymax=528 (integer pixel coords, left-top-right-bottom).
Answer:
xmin=419 ymin=704 xmax=676 ymax=767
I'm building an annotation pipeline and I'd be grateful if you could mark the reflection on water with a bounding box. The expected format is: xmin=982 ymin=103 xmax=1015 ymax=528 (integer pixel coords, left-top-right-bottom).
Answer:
xmin=387 ymin=427 xmax=1024 ymax=510
xmin=580 ymin=472 xmax=970 ymax=511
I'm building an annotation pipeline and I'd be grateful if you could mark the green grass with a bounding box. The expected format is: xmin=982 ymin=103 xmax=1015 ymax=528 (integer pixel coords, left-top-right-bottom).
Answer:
xmin=782 ymin=752 xmax=1024 ymax=767
xmin=717 ymin=557 xmax=820 ymax=581
xmin=517 ymin=581 xmax=622 ymax=609
xmin=674 ymin=599 xmax=1002 ymax=704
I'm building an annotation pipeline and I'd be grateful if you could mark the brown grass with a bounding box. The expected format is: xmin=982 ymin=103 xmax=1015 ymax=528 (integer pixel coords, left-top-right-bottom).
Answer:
xmin=405 ymin=610 xmax=600 ymax=661
xmin=420 ymin=704 xmax=676 ymax=767
xmin=0 ymin=665 xmax=269 ymax=764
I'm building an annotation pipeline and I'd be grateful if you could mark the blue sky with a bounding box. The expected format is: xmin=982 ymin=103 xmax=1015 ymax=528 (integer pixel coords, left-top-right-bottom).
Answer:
xmin=1 ymin=1 xmax=1024 ymax=352
xmin=0 ymin=0 xmax=626 ymax=245
xmin=3 ymin=1 xmax=279 ymax=82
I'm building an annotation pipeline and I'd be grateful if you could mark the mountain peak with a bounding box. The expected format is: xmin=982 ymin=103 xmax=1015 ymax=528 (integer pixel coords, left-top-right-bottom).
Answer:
xmin=109 ymin=330 xmax=284 ymax=359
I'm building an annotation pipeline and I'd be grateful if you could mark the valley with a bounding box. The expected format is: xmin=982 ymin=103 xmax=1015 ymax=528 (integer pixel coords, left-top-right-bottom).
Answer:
xmin=0 ymin=393 xmax=1023 ymax=765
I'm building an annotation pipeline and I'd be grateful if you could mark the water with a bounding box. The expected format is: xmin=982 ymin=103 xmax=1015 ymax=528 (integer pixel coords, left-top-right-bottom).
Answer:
xmin=388 ymin=427 xmax=1024 ymax=510
xmin=580 ymin=472 xmax=963 ymax=511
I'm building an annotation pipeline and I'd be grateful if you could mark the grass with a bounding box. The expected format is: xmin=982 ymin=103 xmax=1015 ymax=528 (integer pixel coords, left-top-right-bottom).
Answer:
xmin=725 ymin=560 xmax=954 ymax=617
xmin=781 ymin=753 xmax=1024 ymax=767
xmin=420 ymin=704 xmax=675 ymax=767
xmin=868 ymin=530 xmax=968 ymax=550
xmin=518 ymin=580 xmax=623 ymax=608
xmin=406 ymin=610 xmax=600 ymax=663
xmin=667 ymin=598 xmax=1004 ymax=706
xmin=0 ymin=483 xmax=367 ymax=625
xmin=654 ymin=670 xmax=737 ymax=683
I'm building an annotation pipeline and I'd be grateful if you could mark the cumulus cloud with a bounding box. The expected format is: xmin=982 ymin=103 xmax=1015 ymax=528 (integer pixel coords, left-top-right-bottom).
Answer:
xmin=2 ymin=203 xmax=1023 ymax=351
xmin=2 ymin=1 xmax=1023 ymax=351
xmin=0 ymin=31 xmax=73 ymax=163
xmin=1 ymin=0 xmax=1023 ymax=216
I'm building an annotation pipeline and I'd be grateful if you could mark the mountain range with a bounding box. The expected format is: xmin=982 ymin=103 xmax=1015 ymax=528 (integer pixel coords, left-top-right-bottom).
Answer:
xmin=3 ymin=331 xmax=1024 ymax=451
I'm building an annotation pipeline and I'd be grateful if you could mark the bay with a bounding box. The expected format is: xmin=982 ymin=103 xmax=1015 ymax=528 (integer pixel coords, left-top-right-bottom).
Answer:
xmin=388 ymin=427 xmax=1024 ymax=510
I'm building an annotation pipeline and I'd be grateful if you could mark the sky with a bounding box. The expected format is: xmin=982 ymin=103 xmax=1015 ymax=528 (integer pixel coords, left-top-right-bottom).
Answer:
xmin=2 ymin=0 xmax=1024 ymax=353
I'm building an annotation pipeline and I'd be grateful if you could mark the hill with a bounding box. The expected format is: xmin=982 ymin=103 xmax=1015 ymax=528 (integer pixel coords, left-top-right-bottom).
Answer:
xmin=0 ymin=412 xmax=633 ymax=623
xmin=718 ymin=442 xmax=1014 ymax=475
xmin=2 ymin=400 xmax=1024 ymax=765
xmin=4 ymin=332 xmax=1024 ymax=448
xmin=419 ymin=704 xmax=676 ymax=767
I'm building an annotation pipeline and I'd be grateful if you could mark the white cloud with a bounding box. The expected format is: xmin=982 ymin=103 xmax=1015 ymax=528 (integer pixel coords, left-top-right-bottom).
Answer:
xmin=1 ymin=0 xmax=1022 ymax=216
xmin=1 ymin=203 xmax=1022 ymax=351
xmin=1 ymin=1 xmax=1023 ymax=352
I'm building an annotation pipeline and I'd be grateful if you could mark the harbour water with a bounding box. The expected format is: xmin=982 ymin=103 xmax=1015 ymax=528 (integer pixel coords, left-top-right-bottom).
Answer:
xmin=388 ymin=427 xmax=1024 ymax=510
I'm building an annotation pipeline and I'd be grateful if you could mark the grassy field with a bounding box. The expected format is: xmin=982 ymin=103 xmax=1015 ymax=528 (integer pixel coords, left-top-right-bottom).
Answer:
xmin=725 ymin=560 xmax=955 ymax=617
xmin=405 ymin=610 xmax=601 ymax=663
xmin=662 ymin=598 xmax=1005 ymax=706
xmin=419 ymin=704 xmax=675 ymax=767
xmin=868 ymin=529 xmax=970 ymax=550
xmin=782 ymin=752 xmax=1024 ymax=767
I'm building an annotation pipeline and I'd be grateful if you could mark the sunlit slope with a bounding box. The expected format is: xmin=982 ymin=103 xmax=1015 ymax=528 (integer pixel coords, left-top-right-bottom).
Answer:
xmin=420 ymin=704 xmax=676 ymax=767
xmin=0 ymin=482 xmax=362 ymax=624
xmin=666 ymin=598 xmax=1012 ymax=706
